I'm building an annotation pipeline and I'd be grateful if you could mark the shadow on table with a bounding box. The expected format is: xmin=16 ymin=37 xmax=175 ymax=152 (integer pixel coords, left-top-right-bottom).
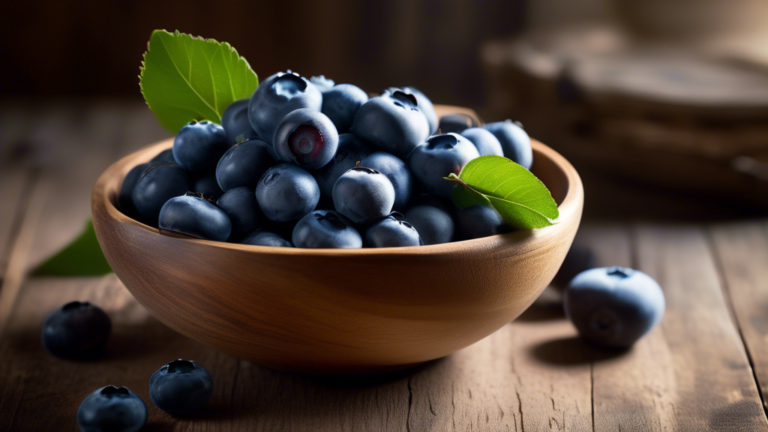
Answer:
xmin=530 ymin=336 xmax=628 ymax=366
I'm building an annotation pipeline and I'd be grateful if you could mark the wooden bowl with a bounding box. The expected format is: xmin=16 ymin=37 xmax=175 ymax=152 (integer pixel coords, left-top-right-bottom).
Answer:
xmin=92 ymin=108 xmax=584 ymax=373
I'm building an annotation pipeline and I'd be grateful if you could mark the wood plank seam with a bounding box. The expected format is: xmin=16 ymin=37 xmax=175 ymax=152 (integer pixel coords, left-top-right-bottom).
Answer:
xmin=707 ymin=225 xmax=768 ymax=417
xmin=0 ymin=175 xmax=48 ymax=337
xmin=0 ymin=167 xmax=36 ymax=286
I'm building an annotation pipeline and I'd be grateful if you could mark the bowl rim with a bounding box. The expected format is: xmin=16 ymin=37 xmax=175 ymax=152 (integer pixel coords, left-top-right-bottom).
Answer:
xmin=93 ymin=137 xmax=583 ymax=257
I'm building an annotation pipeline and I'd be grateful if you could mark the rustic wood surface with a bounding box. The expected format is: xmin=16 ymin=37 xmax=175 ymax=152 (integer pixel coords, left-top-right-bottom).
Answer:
xmin=1 ymin=100 xmax=768 ymax=431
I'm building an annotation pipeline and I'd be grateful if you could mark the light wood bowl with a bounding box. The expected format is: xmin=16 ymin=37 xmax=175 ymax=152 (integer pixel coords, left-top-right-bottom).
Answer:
xmin=91 ymin=106 xmax=584 ymax=373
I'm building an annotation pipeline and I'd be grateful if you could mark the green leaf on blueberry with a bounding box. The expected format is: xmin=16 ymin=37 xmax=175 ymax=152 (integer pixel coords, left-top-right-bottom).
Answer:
xmin=140 ymin=29 xmax=259 ymax=133
xmin=445 ymin=155 xmax=559 ymax=230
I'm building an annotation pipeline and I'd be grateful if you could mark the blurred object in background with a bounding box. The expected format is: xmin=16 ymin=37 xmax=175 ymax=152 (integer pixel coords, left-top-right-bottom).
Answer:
xmin=0 ymin=0 xmax=525 ymax=108
xmin=483 ymin=0 xmax=768 ymax=214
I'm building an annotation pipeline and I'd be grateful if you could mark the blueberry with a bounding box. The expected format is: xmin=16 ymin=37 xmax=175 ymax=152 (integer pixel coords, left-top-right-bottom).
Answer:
xmin=221 ymin=99 xmax=260 ymax=144
xmin=159 ymin=193 xmax=232 ymax=241
xmin=310 ymin=75 xmax=335 ymax=92
xmin=273 ymin=109 xmax=339 ymax=169
xmin=565 ymin=267 xmax=665 ymax=348
xmin=216 ymin=187 xmax=265 ymax=239
xmin=193 ymin=171 xmax=224 ymax=201
xmin=77 ymin=386 xmax=147 ymax=432
xmin=454 ymin=205 xmax=507 ymax=240
xmin=402 ymin=87 xmax=438 ymax=135
xmin=404 ymin=204 xmax=454 ymax=245
xmin=41 ymin=301 xmax=111 ymax=358
xmin=256 ymin=164 xmax=320 ymax=222
xmin=364 ymin=212 xmax=421 ymax=247
xmin=150 ymin=149 xmax=176 ymax=163
xmin=408 ymin=133 xmax=479 ymax=199
xmin=360 ymin=152 xmax=412 ymax=211
xmin=173 ymin=121 xmax=231 ymax=172
xmin=460 ymin=127 xmax=503 ymax=156
xmin=248 ymin=71 xmax=322 ymax=143
xmin=438 ymin=113 xmax=477 ymax=134
xmin=240 ymin=230 xmax=293 ymax=247
xmin=321 ymin=84 xmax=368 ymax=133
xmin=313 ymin=133 xmax=370 ymax=198
xmin=118 ymin=162 xmax=150 ymax=217
xmin=131 ymin=162 xmax=192 ymax=225
xmin=292 ymin=210 xmax=362 ymax=248
xmin=333 ymin=166 xmax=395 ymax=225
xmin=216 ymin=139 xmax=276 ymax=191
xmin=350 ymin=89 xmax=430 ymax=158
xmin=149 ymin=359 xmax=213 ymax=417
xmin=553 ymin=245 xmax=597 ymax=288
xmin=483 ymin=120 xmax=533 ymax=169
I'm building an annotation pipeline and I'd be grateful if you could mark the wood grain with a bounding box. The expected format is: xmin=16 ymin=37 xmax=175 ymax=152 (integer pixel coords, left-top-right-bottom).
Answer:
xmin=709 ymin=221 xmax=768 ymax=412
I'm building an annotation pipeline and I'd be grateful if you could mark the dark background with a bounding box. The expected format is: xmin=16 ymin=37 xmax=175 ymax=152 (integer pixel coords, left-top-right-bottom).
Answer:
xmin=0 ymin=0 xmax=525 ymax=108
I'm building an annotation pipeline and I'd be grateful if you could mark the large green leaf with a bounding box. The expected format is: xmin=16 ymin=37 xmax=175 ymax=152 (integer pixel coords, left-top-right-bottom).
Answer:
xmin=140 ymin=29 xmax=259 ymax=133
xmin=33 ymin=219 xmax=112 ymax=277
xmin=446 ymin=155 xmax=559 ymax=230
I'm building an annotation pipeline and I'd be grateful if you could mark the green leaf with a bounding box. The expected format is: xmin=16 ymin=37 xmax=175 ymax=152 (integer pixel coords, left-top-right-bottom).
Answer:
xmin=33 ymin=219 xmax=112 ymax=277
xmin=140 ymin=29 xmax=259 ymax=133
xmin=446 ymin=155 xmax=559 ymax=230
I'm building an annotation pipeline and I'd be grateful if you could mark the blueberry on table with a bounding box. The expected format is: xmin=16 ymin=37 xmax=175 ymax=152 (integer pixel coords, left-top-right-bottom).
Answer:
xmin=118 ymin=162 xmax=150 ymax=217
xmin=454 ymin=205 xmax=507 ymax=240
xmin=216 ymin=187 xmax=265 ymax=240
xmin=192 ymin=171 xmax=224 ymax=201
xmin=150 ymin=148 xmax=176 ymax=163
xmin=350 ymin=89 xmax=430 ymax=158
xmin=216 ymin=139 xmax=276 ymax=191
xmin=172 ymin=121 xmax=231 ymax=172
xmin=159 ymin=193 xmax=232 ymax=241
xmin=565 ymin=267 xmax=665 ymax=349
xmin=360 ymin=152 xmax=412 ymax=211
xmin=438 ymin=113 xmax=478 ymax=134
xmin=408 ymin=133 xmax=480 ymax=199
xmin=149 ymin=359 xmax=214 ymax=417
xmin=292 ymin=210 xmax=362 ymax=249
xmin=310 ymin=75 xmax=335 ymax=92
xmin=402 ymin=86 xmax=438 ymax=135
xmin=404 ymin=204 xmax=454 ymax=245
xmin=321 ymin=83 xmax=368 ymax=133
xmin=256 ymin=164 xmax=320 ymax=222
xmin=313 ymin=133 xmax=370 ymax=198
xmin=248 ymin=71 xmax=323 ymax=143
xmin=364 ymin=212 xmax=422 ymax=248
xmin=131 ymin=162 xmax=192 ymax=225
xmin=240 ymin=230 xmax=293 ymax=247
xmin=460 ymin=127 xmax=504 ymax=156
xmin=273 ymin=109 xmax=339 ymax=169
xmin=333 ymin=166 xmax=395 ymax=225
xmin=41 ymin=301 xmax=111 ymax=358
xmin=483 ymin=120 xmax=533 ymax=170
xmin=221 ymin=98 xmax=260 ymax=144
xmin=77 ymin=386 xmax=147 ymax=432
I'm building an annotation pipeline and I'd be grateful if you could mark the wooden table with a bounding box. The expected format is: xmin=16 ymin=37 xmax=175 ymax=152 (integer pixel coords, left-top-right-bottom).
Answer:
xmin=1 ymin=100 xmax=768 ymax=431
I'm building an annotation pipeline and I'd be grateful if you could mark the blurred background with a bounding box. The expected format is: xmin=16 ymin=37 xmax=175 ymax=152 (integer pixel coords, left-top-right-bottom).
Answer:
xmin=2 ymin=0 xmax=768 ymax=227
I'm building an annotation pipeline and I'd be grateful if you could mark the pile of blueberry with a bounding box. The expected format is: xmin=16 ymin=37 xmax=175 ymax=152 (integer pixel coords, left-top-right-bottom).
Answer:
xmin=42 ymin=302 xmax=214 ymax=432
xmin=120 ymin=71 xmax=533 ymax=248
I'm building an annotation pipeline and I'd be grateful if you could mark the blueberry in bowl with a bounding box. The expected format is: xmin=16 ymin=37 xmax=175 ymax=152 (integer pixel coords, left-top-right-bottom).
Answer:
xmin=248 ymin=71 xmax=322 ymax=142
xmin=92 ymin=105 xmax=583 ymax=373
xmin=408 ymin=133 xmax=480 ymax=200
xmin=159 ymin=192 xmax=232 ymax=241
xmin=350 ymin=88 xmax=430 ymax=158
xmin=273 ymin=109 xmax=339 ymax=169
xmin=332 ymin=166 xmax=395 ymax=225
